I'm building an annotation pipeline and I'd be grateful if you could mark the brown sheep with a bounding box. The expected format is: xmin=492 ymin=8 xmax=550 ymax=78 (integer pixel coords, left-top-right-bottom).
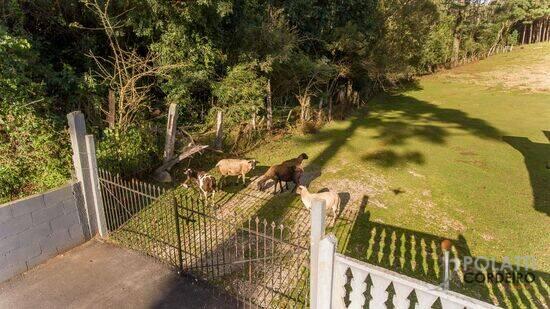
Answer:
xmin=182 ymin=169 xmax=217 ymax=206
xmin=281 ymin=153 xmax=309 ymax=167
xmin=257 ymin=164 xmax=303 ymax=194
xmin=216 ymin=159 xmax=257 ymax=187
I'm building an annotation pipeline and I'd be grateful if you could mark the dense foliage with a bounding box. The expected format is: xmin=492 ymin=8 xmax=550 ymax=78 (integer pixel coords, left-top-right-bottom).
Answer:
xmin=1 ymin=0 xmax=549 ymax=201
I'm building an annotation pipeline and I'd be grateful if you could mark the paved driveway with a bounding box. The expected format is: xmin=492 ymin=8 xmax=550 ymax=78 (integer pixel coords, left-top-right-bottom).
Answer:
xmin=0 ymin=240 xmax=237 ymax=309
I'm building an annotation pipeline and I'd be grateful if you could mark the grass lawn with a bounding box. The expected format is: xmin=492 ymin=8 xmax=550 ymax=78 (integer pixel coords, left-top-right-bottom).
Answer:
xmin=241 ymin=43 xmax=549 ymax=307
xmin=112 ymin=43 xmax=549 ymax=308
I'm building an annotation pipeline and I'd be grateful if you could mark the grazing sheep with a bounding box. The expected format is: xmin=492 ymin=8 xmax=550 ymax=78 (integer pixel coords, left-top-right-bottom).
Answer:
xmin=216 ymin=158 xmax=257 ymax=187
xmin=281 ymin=153 xmax=309 ymax=167
xmin=257 ymin=164 xmax=303 ymax=194
xmin=182 ymin=168 xmax=217 ymax=206
xmin=297 ymin=185 xmax=340 ymax=224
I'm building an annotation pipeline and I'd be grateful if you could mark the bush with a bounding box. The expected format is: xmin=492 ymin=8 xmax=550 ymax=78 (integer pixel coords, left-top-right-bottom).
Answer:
xmin=0 ymin=29 xmax=71 ymax=202
xmin=96 ymin=125 xmax=162 ymax=176
xmin=300 ymin=120 xmax=320 ymax=135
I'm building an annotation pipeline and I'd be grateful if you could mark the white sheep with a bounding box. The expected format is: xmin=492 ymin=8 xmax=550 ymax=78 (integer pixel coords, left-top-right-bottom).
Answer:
xmin=216 ymin=159 xmax=257 ymax=187
xmin=297 ymin=185 xmax=340 ymax=224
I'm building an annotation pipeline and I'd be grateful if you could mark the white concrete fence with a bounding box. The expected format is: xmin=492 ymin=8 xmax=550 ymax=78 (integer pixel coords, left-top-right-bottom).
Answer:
xmin=309 ymin=201 xmax=498 ymax=309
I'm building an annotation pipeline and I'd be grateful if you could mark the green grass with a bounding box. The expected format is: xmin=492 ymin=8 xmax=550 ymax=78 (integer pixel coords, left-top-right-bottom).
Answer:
xmin=112 ymin=43 xmax=549 ymax=308
xmin=242 ymin=43 xmax=550 ymax=307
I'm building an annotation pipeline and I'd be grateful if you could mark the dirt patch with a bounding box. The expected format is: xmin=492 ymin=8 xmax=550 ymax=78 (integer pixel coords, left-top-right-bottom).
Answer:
xmin=441 ymin=51 xmax=550 ymax=92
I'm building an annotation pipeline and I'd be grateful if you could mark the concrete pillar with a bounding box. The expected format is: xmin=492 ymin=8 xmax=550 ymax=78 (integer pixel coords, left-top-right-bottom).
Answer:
xmin=317 ymin=234 xmax=337 ymax=309
xmin=85 ymin=135 xmax=108 ymax=237
xmin=67 ymin=111 xmax=95 ymax=239
xmin=310 ymin=199 xmax=326 ymax=309
xmin=163 ymin=103 xmax=179 ymax=164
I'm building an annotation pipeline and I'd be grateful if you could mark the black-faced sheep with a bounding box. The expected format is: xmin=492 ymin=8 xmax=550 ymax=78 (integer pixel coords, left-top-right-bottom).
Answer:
xmin=257 ymin=164 xmax=303 ymax=194
xmin=182 ymin=168 xmax=217 ymax=206
xmin=216 ymin=159 xmax=257 ymax=187
xmin=297 ymin=185 xmax=340 ymax=224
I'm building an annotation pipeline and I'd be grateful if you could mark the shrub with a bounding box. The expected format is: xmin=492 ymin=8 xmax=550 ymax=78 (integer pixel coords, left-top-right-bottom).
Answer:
xmin=96 ymin=125 xmax=162 ymax=176
xmin=300 ymin=120 xmax=319 ymax=135
xmin=0 ymin=29 xmax=71 ymax=202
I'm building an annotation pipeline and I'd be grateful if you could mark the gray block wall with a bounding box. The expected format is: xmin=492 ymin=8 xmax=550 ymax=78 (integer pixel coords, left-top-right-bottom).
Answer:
xmin=0 ymin=183 xmax=86 ymax=282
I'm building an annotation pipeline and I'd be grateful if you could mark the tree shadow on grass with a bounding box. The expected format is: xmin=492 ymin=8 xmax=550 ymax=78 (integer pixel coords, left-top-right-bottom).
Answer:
xmin=362 ymin=149 xmax=425 ymax=167
xmin=341 ymin=198 xmax=550 ymax=308
xmin=297 ymin=92 xmax=501 ymax=172
xmin=503 ymin=133 xmax=550 ymax=216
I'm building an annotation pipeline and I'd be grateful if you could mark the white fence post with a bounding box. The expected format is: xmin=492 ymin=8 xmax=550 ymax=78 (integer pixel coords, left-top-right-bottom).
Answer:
xmin=85 ymin=135 xmax=108 ymax=237
xmin=317 ymin=234 xmax=337 ymax=309
xmin=310 ymin=199 xmax=326 ymax=309
xmin=163 ymin=103 xmax=179 ymax=164
xmin=67 ymin=111 xmax=95 ymax=239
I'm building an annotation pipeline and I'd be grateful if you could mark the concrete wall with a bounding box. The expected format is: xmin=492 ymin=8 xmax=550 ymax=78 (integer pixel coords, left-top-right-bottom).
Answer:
xmin=0 ymin=183 xmax=86 ymax=282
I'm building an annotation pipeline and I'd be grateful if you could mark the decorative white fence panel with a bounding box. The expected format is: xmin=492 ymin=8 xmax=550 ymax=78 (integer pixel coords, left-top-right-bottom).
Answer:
xmin=330 ymin=252 xmax=498 ymax=309
xmin=308 ymin=200 xmax=499 ymax=309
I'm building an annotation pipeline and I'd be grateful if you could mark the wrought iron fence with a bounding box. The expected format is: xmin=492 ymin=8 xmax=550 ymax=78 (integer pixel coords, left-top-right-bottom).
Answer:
xmin=97 ymin=169 xmax=310 ymax=308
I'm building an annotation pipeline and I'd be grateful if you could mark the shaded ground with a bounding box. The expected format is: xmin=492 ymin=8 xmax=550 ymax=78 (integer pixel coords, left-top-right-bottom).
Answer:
xmin=0 ymin=240 xmax=237 ymax=309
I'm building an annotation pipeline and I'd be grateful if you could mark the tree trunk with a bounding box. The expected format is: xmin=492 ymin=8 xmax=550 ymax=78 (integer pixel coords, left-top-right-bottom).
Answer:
xmin=298 ymin=95 xmax=310 ymax=123
xmin=522 ymin=24 xmax=527 ymax=44
xmin=318 ymin=98 xmax=324 ymax=122
xmin=328 ymin=96 xmax=333 ymax=122
xmin=546 ymin=18 xmax=550 ymax=41
xmin=544 ymin=19 xmax=547 ymax=41
xmin=529 ymin=23 xmax=533 ymax=43
xmin=540 ymin=20 xmax=544 ymax=42
xmin=266 ymin=79 xmax=272 ymax=131
xmin=546 ymin=19 xmax=550 ymax=41
xmin=543 ymin=19 xmax=548 ymax=42
xmin=107 ymin=89 xmax=116 ymax=128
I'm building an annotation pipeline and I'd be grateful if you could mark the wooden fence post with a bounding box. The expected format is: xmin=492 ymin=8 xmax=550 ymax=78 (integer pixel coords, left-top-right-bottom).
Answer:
xmin=85 ymin=135 xmax=108 ymax=237
xmin=67 ymin=111 xmax=95 ymax=239
xmin=310 ymin=199 xmax=326 ymax=309
xmin=163 ymin=103 xmax=179 ymax=164
xmin=317 ymin=234 xmax=337 ymax=309
xmin=266 ymin=79 xmax=273 ymax=131
xmin=215 ymin=110 xmax=224 ymax=150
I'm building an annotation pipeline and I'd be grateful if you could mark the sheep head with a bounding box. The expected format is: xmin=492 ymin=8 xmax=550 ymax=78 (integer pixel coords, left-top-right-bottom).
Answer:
xmin=247 ymin=159 xmax=258 ymax=170
xmin=296 ymin=185 xmax=308 ymax=195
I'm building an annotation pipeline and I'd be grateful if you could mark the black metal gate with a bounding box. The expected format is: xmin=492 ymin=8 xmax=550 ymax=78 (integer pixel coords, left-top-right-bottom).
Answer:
xmin=98 ymin=169 xmax=310 ymax=308
xmin=174 ymin=194 xmax=309 ymax=308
